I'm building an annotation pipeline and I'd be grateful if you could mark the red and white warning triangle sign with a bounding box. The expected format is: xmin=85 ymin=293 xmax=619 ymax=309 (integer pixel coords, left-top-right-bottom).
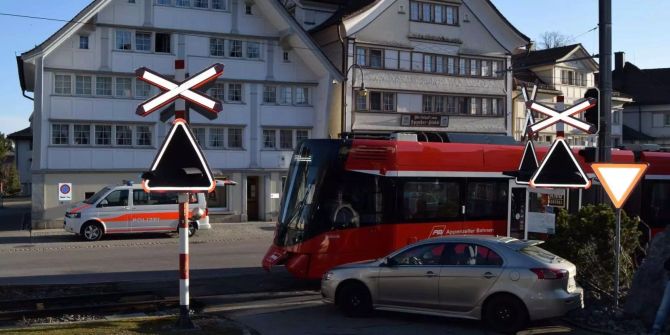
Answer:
xmin=530 ymin=138 xmax=591 ymax=188
xmin=516 ymin=140 xmax=539 ymax=185
xmin=142 ymin=118 xmax=215 ymax=193
xmin=591 ymin=163 xmax=649 ymax=208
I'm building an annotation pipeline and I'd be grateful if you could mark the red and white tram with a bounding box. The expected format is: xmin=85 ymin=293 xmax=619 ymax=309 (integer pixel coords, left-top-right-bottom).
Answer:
xmin=262 ymin=137 xmax=670 ymax=279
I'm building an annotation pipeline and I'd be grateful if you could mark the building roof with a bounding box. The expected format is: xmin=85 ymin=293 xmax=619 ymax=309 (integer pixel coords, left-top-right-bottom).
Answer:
xmin=623 ymin=125 xmax=655 ymax=141
xmin=614 ymin=62 xmax=670 ymax=105
xmin=512 ymin=44 xmax=588 ymax=69
xmin=310 ymin=0 xmax=530 ymax=45
xmin=21 ymin=1 xmax=101 ymax=60
xmin=7 ymin=127 xmax=32 ymax=140
xmin=309 ymin=0 xmax=377 ymax=33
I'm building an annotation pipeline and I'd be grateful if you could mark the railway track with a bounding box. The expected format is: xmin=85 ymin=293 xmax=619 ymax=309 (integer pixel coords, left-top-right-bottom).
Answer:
xmin=0 ymin=291 xmax=182 ymax=321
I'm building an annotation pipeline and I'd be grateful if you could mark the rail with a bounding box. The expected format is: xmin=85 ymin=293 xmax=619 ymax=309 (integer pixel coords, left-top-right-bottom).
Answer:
xmin=0 ymin=291 xmax=181 ymax=322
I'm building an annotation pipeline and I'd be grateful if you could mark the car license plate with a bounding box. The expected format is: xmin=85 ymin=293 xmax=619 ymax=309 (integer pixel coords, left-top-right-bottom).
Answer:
xmin=568 ymin=277 xmax=576 ymax=292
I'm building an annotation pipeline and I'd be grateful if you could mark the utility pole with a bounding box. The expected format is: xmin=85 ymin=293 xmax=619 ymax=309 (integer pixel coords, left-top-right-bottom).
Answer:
xmin=598 ymin=0 xmax=612 ymax=164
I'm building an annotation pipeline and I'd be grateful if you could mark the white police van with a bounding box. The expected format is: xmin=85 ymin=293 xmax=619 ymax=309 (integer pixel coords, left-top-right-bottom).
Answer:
xmin=64 ymin=182 xmax=211 ymax=241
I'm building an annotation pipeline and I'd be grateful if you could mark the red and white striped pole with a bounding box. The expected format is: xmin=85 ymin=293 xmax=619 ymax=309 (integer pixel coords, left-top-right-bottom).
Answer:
xmin=174 ymin=59 xmax=194 ymax=329
xmin=177 ymin=192 xmax=192 ymax=328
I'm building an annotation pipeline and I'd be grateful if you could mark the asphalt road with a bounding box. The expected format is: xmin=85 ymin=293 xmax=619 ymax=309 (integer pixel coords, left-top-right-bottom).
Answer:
xmin=206 ymin=294 xmax=594 ymax=335
xmin=0 ymin=217 xmax=276 ymax=285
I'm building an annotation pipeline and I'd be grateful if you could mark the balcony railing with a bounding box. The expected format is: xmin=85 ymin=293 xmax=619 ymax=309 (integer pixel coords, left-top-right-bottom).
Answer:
xmin=513 ymin=78 xmax=557 ymax=92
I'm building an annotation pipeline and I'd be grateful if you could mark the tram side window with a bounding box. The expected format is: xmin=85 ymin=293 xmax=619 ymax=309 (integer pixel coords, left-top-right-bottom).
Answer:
xmin=338 ymin=172 xmax=384 ymax=227
xmin=315 ymin=171 xmax=385 ymax=230
xmin=646 ymin=181 xmax=670 ymax=228
xmin=402 ymin=180 xmax=461 ymax=221
xmin=465 ymin=180 xmax=507 ymax=220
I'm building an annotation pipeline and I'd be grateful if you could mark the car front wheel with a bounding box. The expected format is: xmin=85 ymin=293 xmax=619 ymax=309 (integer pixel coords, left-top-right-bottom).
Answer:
xmin=483 ymin=294 xmax=528 ymax=333
xmin=81 ymin=222 xmax=103 ymax=241
xmin=337 ymin=282 xmax=372 ymax=317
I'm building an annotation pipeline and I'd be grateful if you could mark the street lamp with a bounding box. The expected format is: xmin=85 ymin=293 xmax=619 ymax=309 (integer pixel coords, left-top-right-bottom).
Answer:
xmin=341 ymin=63 xmax=369 ymax=137
xmin=346 ymin=63 xmax=368 ymax=97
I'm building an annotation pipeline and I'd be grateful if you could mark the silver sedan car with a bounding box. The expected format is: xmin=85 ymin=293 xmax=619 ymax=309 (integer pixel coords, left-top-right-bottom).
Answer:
xmin=321 ymin=235 xmax=583 ymax=333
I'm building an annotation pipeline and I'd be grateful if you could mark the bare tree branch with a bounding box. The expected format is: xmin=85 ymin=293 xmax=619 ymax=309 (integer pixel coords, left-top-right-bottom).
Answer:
xmin=539 ymin=31 xmax=572 ymax=49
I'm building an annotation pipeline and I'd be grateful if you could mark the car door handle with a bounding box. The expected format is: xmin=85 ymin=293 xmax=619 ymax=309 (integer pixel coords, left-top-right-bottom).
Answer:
xmin=425 ymin=271 xmax=438 ymax=277
xmin=483 ymin=272 xmax=495 ymax=279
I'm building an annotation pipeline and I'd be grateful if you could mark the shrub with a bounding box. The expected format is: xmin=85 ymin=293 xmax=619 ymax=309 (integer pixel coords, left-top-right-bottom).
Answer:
xmin=542 ymin=204 xmax=641 ymax=293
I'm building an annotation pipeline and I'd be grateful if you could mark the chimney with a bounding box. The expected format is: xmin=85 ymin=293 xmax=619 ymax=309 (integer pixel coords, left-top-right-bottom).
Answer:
xmin=614 ymin=52 xmax=625 ymax=71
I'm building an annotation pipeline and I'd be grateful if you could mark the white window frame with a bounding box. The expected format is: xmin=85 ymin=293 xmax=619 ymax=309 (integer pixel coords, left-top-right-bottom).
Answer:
xmin=227 ymin=83 xmax=243 ymax=102
xmin=79 ymin=35 xmax=89 ymax=50
xmin=115 ymin=77 xmax=133 ymax=98
xmin=51 ymin=124 xmax=70 ymax=145
xmin=73 ymin=124 xmax=91 ymax=145
xmin=54 ymin=74 xmax=72 ymax=95
xmin=208 ymin=127 xmax=225 ymax=148
xmin=136 ymin=125 xmax=153 ymax=146
xmin=94 ymin=124 xmax=112 ymax=146
xmin=135 ymin=31 xmax=152 ymax=52
xmin=115 ymin=30 xmax=132 ymax=50
xmin=227 ymin=127 xmax=243 ymax=149
xmin=75 ymin=75 xmax=92 ymax=95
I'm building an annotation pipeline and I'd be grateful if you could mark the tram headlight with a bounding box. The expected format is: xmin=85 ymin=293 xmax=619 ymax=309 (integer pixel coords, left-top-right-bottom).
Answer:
xmin=323 ymin=271 xmax=334 ymax=281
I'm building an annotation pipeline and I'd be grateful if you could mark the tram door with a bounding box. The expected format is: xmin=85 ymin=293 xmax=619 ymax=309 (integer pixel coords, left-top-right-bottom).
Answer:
xmin=508 ymin=184 xmax=527 ymax=239
xmin=508 ymin=181 xmax=570 ymax=240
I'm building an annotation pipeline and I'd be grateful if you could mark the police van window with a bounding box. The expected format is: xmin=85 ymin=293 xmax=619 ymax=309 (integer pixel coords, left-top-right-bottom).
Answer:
xmin=133 ymin=190 xmax=151 ymax=206
xmin=100 ymin=190 xmax=128 ymax=207
xmin=153 ymin=192 xmax=178 ymax=205
xmin=134 ymin=191 xmax=199 ymax=205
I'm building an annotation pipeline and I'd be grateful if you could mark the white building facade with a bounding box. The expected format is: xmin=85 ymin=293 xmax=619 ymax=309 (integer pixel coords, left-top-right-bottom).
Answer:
xmin=511 ymin=44 xmax=600 ymax=146
xmin=307 ymin=0 xmax=530 ymax=137
xmin=18 ymin=0 xmax=342 ymax=227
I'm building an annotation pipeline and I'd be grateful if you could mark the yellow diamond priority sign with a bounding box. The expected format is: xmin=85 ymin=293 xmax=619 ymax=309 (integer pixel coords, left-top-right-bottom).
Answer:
xmin=591 ymin=163 xmax=649 ymax=209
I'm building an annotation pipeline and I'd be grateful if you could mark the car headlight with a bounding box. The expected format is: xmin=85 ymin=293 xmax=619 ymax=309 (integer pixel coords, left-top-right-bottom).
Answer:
xmin=65 ymin=212 xmax=81 ymax=218
xmin=323 ymin=271 xmax=334 ymax=281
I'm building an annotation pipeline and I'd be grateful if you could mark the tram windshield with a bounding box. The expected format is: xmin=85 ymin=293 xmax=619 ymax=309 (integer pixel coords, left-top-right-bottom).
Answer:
xmin=275 ymin=140 xmax=345 ymax=247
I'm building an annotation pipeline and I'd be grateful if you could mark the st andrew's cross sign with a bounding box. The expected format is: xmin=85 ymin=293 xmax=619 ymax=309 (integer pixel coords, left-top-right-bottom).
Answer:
xmin=136 ymin=63 xmax=224 ymax=118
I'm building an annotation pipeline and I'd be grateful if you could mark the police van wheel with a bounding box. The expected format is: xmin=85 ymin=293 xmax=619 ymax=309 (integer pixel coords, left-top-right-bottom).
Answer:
xmin=188 ymin=222 xmax=197 ymax=237
xmin=81 ymin=222 xmax=103 ymax=241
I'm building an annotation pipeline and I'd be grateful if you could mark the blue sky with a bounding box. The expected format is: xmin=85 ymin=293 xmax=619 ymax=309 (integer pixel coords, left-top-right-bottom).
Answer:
xmin=1 ymin=0 xmax=670 ymax=136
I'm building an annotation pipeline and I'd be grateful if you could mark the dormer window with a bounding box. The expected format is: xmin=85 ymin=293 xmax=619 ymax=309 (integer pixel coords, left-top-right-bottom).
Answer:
xmin=410 ymin=1 xmax=459 ymax=26
xmin=560 ymin=70 xmax=587 ymax=86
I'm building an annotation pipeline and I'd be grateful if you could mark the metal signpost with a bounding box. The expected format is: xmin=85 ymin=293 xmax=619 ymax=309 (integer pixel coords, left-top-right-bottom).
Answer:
xmin=591 ymin=163 xmax=649 ymax=306
xmin=136 ymin=60 xmax=223 ymax=329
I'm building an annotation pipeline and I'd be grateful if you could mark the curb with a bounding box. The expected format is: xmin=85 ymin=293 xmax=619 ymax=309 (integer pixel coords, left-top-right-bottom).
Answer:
xmin=560 ymin=317 xmax=633 ymax=335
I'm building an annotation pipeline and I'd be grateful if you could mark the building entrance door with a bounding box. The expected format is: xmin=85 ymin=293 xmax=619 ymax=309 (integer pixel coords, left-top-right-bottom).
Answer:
xmin=247 ymin=176 xmax=259 ymax=221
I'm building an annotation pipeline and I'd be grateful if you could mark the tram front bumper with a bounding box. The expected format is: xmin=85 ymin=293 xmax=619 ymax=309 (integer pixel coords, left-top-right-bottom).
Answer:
xmin=262 ymin=244 xmax=289 ymax=271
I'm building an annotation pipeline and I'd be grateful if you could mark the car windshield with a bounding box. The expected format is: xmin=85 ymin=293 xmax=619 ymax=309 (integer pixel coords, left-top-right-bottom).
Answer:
xmin=84 ymin=187 xmax=111 ymax=204
xmin=520 ymin=245 xmax=563 ymax=263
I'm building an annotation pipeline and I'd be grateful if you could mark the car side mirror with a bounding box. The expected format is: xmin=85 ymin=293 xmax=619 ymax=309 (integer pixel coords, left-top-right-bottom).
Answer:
xmin=99 ymin=199 xmax=109 ymax=207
